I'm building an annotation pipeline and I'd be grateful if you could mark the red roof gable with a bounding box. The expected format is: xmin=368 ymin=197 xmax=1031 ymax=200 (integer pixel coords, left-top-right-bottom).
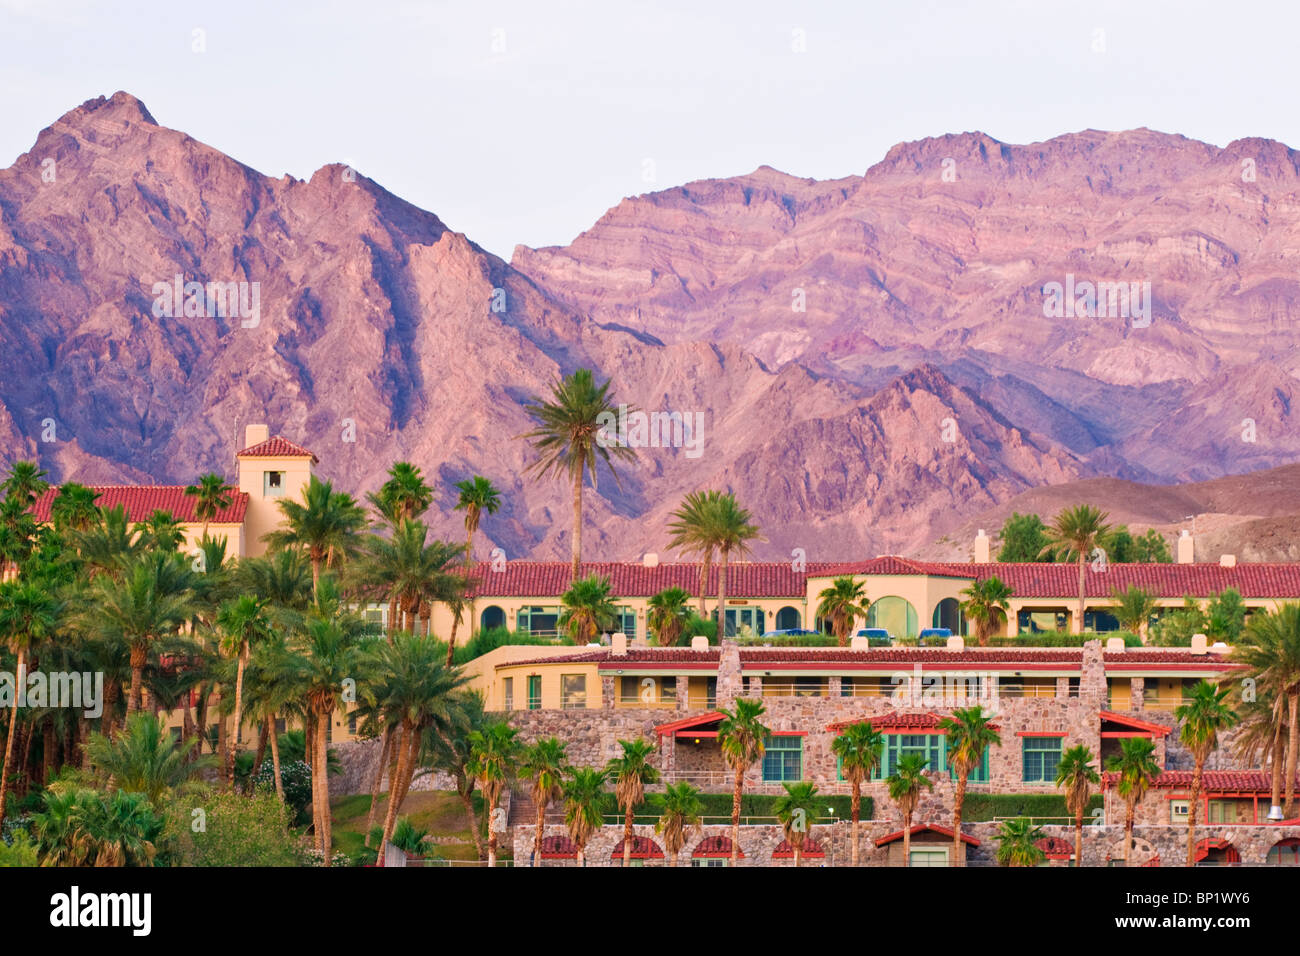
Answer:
xmin=30 ymin=486 xmax=249 ymax=525
xmin=1098 ymin=710 xmax=1174 ymax=736
xmin=236 ymin=436 xmax=318 ymax=462
xmin=692 ymin=835 xmax=742 ymax=858
xmin=468 ymin=561 xmax=807 ymax=598
xmin=1035 ymin=836 xmax=1074 ymax=859
xmin=1103 ymin=769 xmax=1298 ymax=792
xmin=610 ymin=836 xmax=664 ymax=859
xmin=655 ymin=711 xmax=725 ymax=738
xmin=874 ymin=823 xmax=980 ymax=847
xmin=772 ymin=838 xmax=824 ymax=858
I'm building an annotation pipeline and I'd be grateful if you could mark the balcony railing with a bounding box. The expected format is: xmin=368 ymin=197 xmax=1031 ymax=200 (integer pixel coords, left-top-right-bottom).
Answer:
xmin=760 ymin=682 xmax=830 ymax=698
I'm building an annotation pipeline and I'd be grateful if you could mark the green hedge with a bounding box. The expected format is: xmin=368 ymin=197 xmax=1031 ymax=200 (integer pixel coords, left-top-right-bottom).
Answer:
xmin=960 ymin=792 xmax=1103 ymax=822
xmin=987 ymin=631 xmax=1140 ymax=647
xmin=625 ymin=791 xmax=870 ymax=824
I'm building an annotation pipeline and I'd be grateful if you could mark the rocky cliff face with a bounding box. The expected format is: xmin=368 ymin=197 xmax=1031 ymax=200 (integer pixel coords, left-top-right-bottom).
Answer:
xmin=1 ymin=94 xmax=1295 ymax=561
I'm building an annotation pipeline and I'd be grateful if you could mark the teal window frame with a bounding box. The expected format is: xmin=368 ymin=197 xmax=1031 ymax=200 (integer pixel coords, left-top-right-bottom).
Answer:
xmin=869 ymin=733 xmax=990 ymax=783
xmin=1022 ymin=736 xmax=1063 ymax=783
xmin=762 ymin=735 xmax=803 ymax=782
xmin=527 ymin=675 xmax=542 ymax=710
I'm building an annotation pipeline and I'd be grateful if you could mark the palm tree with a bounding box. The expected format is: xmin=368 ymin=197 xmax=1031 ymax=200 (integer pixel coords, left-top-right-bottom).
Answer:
xmin=717 ymin=698 xmax=769 ymax=864
xmin=1111 ymin=585 xmax=1158 ymax=642
xmin=558 ymin=574 xmax=619 ymax=644
xmin=33 ymin=783 xmax=165 ymax=867
xmin=667 ymin=489 xmax=724 ymax=618
xmin=242 ymin=635 xmax=300 ymax=802
xmin=84 ymin=712 xmax=214 ymax=805
xmin=607 ymin=738 xmax=660 ymax=867
xmin=709 ymin=493 xmax=763 ymax=638
xmin=647 ymin=587 xmax=691 ymax=647
xmin=80 ymin=551 xmax=194 ymax=716
xmin=1 ymin=461 xmax=49 ymax=505
xmin=0 ymin=580 xmax=59 ymax=830
xmin=772 ymin=781 xmax=820 ymax=866
xmin=995 ymin=818 xmax=1046 ymax=866
xmin=521 ymin=737 xmax=569 ymax=866
xmin=263 ymin=475 xmax=368 ymax=596
xmin=71 ymin=505 xmax=142 ymax=579
xmin=1234 ymin=604 xmax=1300 ymax=817
xmin=49 ymin=483 xmax=101 ymax=534
xmin=355 ymin=520 xmax=465 ymax=637
xmin=831 ymin=721 xmax=883 ymax=865
xmin=817 ymin=576 xmax=870 ymax=646
xmin=1041 ymin=504 xmax=1111 ymax=633
xmin=136 ymin=509 xmax=186 ymax=552
xmin=655 ymin=781 xmax=704 ymax=867
xmin=454 ymin=475 xmax=502 ymax=564
xmin=468 ymin=721 xmax=521 ymax=866
xmin=960 ymin=576 xmax=1014 ymax=645
xmin=937 ymin=706 xmax=1001 ymax=866
xmin=1175 ymin=680 xmax=1239 ymax=866
xmin=215 ymin=595 xmax=274 ymax=772
xmin=519 ymin=368 xmax=637 ymax=578
xmin=366 ymin=462 xmax=434 ymax=526
xmin=425 ymin=691 xmax=490 ymax=861
xmin=372 ymin=633 xmax=469 ymax=853
xmin=563 ymin=766 xmax=609 ymax=867
xmin=184 ymin=473 xmax=234 ymax=538
xmin=1054 ymin=744 xmax=1100 ymax=867
xmin=1106 ymin=736 xmax=1161 ymax=867
xmin=886 ymin=753 xmax=934 ymax=867
xmin=296 ymin=615 xmax=379 ymax=863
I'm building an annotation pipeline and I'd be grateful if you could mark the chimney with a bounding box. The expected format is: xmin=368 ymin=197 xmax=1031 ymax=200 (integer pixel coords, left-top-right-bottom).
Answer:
xmin=946 ymin=634 xmax=965 ymax=651
xmin=611 ymin=632 xmax=627 ymax=657
xmin=244 ymin=423 xmax=269 ymax=448
xmin=1177 ymin=529 xmax=1194 ymax=564
xmin=690 ymin=635 xmax=709 ymax=650
xmin=1105 ymin=637 xmax=1126 ymax=653
xmin=642 ymin=552 xmax=659 ymax=568
xmin=1190 ymin=633 xmax=1209 ymax=655
xmin=1219 ymin=554 xmax=1236 ymax=568
xmin=973 ymin=529 xmax=991 ymax=564
xmin=850 ymin=635 xmax=869 ymax=650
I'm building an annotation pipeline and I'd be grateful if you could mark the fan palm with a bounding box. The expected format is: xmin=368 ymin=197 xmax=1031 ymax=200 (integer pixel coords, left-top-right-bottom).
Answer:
xmin=655 ymin=781 xmax=704 ymax=867
xmin=886 ymin=752 xmax=934 ymax=867
xmin=467 ymin=721 xmax=522 ymax=867
xmin=1175 ymin=681 xmax=1239 ymax=865
xmin=522 ymin=737 xmax=569 ymax=866
xmin=995 ymin=817 xmax=1046 ymax=866
xmin=1054 ymin=744 xmax=1100 ymax=867
xmin=49 ymin=483 xmax=101 ymax=534
xmin=1111 ymin=585 xmax=1157 ymax=642
xmin=262 ymin=475 xmax=368 ymax=596
xmin=366 ymin=461 xmax=434 ymax=526
xmin=0 ymin=580 xmax=60 ymax=829
xmin=647 ymin=587 xmax=691 ymax=647
xmin=215 ymin=595 xmax=275 ymax=772
xmin=1234 ymin=603 xmax=1300 ymax=817
xmin=1106 ymin=736 xmax=1161 ymax=867
xmin=709 ymin=493 xmax=762 ymax=638
xmin=563 ymin=766 xmax=609 ymax=867
xmin=1 ymin=461 xmax=49 ymax=505
xmin=607 ymin=737 xmax=660 ymax=867
xmin=85 ymin=712 xmax=214 ymax=805
xmin=717 ymin=697 xmax=769 ymax=864
xmin=667 ymin=489 xmax=724 ymax=618
xmin=960 ymin=576 xmax=1014 ymax=645
xmin=1040 ymin=504 xmax=1111 ymax=633
xmin=454 ymin=475 xmax=502 ymax=564
xmin=817 ymin=576 xmax=870 ymax=646
xmin=831 ymin=720 xmax=883 ymax=865
xmin=184 ymin=473 xmax=234 ymax=537
xmin=518 ymin=368 xmax=636 ymax=578
xmin=772 ymin=781 xmax=820 ymax=867
xmin=558 ymin=574 xmax=618 ymax=644
xmin=937 ymin=706 xmax=1001 ymax=866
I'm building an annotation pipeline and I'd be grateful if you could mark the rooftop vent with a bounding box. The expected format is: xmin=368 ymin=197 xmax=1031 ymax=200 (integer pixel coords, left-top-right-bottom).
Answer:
xmin=1219 ymin=554 xmax=1237 ymax=568
xmin=690 ymin=635 xmax=709 ymax=650
xmin=946 ymin=635 xmax=965 ymax=651
xmin=850 ymin=635 xmax=869 ymax=650
xmin=642 ymin=552 xmax=659 ymax=568
xmin=1105 ymin=637 xmax=1126 ymax=653
xmin=611 ymin=632 xmax=627 ymax=657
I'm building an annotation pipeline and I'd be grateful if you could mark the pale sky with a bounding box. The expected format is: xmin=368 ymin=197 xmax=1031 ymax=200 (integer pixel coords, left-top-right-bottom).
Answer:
xmin=2 ymin=0 xmax=1296 ymax=259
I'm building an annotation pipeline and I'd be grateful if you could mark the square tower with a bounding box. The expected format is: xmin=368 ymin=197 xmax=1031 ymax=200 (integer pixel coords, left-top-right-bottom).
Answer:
xmin=236 ymin=424 xmax=318 ymax=558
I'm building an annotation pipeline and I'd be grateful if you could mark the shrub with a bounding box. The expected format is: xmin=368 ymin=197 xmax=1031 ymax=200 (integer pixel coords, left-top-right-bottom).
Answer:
xmin=163 ymin=789 xmax=304 ymax=866
xmin=960 ymin=792 xmax=1103 ymax=822
xmin=680 ymin=613 xmax=717 ymax=644
xmin=254 ymin=759 xmax=313 ymax=827
xmin=390 ymin=816 xmax=430 ymax=855
xmin=988 ymin=631 xmax=1140 ymax=647
xmin=455 ymin=627 xmax=567 ymax=663
xmin=0 ymin=830 xmax=38 ymax=867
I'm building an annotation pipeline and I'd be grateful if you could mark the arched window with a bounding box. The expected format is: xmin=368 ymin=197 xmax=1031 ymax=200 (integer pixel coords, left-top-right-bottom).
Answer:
xmin=932 ymin=597 xmax=965 ymax=634
xmin=1267 ymin=839 xmax=1300 ymax=866
xmin=775 ymin=606 xmax=801 ymax=630
xmin=480 ymin=605 xmax=505 ymax=632
xmin=866 ymin=596 xmax=918 ymax=639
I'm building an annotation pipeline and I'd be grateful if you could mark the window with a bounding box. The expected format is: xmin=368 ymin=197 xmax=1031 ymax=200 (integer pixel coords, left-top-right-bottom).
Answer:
xmin=561 ymin=674 xmax=587 ymax=710
xmin=527 ymin=675 xmax=542 ymax=710
xmin=1170 ymin=800 xmax=1189 ymax=824
xmin=364 ymin=608 xmax=384 ymax=630
xmin=275 ymin=718 xmax=286 ymax=735
xmin=762 ymin=735 xmax=803 ymax=782
xmin=616 ymin=607 xmax=637 ymax=640
xmin=1022 ymin=736 xmax=1063 ymax=783
xmin=263 ymin=471 xmax=285 ymax=497
xmin=949 ymin=744 xmax=990 ymax=784
xmin=874 ymin=734 xmax=944 ymax=780
xmin=692 ymin=858 xmax=727 ymax=868
xmin=347 ymin=711 xmax=357 ymax=735
xmin=1267 ymin=839 xmax=1300 ymax=865
xmin=909 ymin=849 xmax=948 ymax=867
xmin=503 ymin=677 xmax=513 ymax=712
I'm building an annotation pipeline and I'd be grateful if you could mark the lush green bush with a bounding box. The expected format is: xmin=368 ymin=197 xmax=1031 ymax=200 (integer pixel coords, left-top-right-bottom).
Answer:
xmin=390 ymin=816 xmax=430 ymax=855
xmin=632 ymin=791 xmax=868 ymax=823
xmin=960 ymin=792 xmax=1103 ymax=822
xmin=254 ymin=759 xmax=313 ymax=827
xmin=454 ymin=627 xmax=568 ymax=663
xmin=0 ymin=830 xmax=38 ymax=867
xmin=988 ymin=631 xmax=1141 ymax=647
xmin=679 ymin=613 xmax=717 ymax=644
xmin=163 ymin=789 xmax=304 ymax=866
xmin=735 ymin=633 xmax=837 ymax=647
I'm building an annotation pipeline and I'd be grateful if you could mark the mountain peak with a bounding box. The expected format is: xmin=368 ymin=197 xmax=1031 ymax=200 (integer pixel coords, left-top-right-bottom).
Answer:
xmin=61 ymin=91 xmax=158 ymax=128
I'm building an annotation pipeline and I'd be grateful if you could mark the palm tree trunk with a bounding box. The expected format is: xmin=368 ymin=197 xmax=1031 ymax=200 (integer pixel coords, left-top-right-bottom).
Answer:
xmin=364 ymin=725 xmax=393 ymax=847
xmin=794 ymin=843 xmax=802 ymax=867
xmin=487 ymin=794 xmax=499 ymax=868
xmin=1124 ymin=802 xmax=1135 ymax=868
xmin=533 ymin=796 xmax=546 ymax=867
xmin=851 ymin=783 xmax=861 ymax=866
xmin=1286 ymin=690 xmax=1299 ymax=817
xmin=952 ymin=773 xmax=967 ymax=867
xmin=379 ymin=724 xmax=413 ymax=852
xmin=717 ymin=549 xmax=729 ymax=638
xmin=623 ymin=804 xmax=634 ymax=867
xmin=1187 ymin=760 xmax=1202 ymax=867
xmin=251 ymin=720 xmax=269 ymax=787
xmin=267 ymin=716 xmax=285 ymax=803
xmin=316 ymin=709 xmax=332 ymax=864
xmin=0 ymin=647 xmax=23 ymax=831
xmin=387 ymin=596 xmax=398 ymax=642
xmin=311 ymin=558 xmax=321 ymax=599
xmin=731 ymin=766 xmax=743 ymax=864
xmin=571 ymin=467 xmax=583 ymax=580
xmin=219 ymin=701 xmax=232 ymax=787
xmin=902 ymin=809 xmax=912 ymax=867
xmin=127 ymin=644 xmax=147 ymax=715
xmin=446 ymin=612 xmax=461 ymax=669
xmin=1270 ymin=720 xmax=1284 ymax=816
xmin=459 ymin=778 xmax=485 ymax=861
xmin=1074 ymin=808 xmax=1084 ymax=868
xmin=233 ymin=645 xmax=248 ymax=747
xmin=696 ymin=549 xmax=712 ymax=618
xmin=1076 ymin=554 xmax=1086 ymax=634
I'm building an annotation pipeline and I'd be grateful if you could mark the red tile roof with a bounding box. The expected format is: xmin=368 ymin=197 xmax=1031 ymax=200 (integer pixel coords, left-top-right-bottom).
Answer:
xmin=1104 ymin=651 xmax=1236 ymax=668
xmin=1103 ymin=770 xmax=1299 ymax=792
xmin=610 ymin=836 xmax=664 ymax=859
xmin=30 ymin=485 xmax=249 ymax=524
xmin=655 ymin=711 xmax=725 ymax=737
xmin=1035 ymin=836 xmax=1074 ymax=859
xmin=468 ymin=557 xmax=1300 ymax=599
xmin=538 ymin=835 xmax=579 ymax=858
xmin=772 ymin=838 xmax=824 ymax=858
xmin=499 ymin=648 xmax=720 ymax=669
xmin=236 ymin=436 xmax=318 ymax=462
xmin=692 ymin=835 xmax=742 ymax=858
xmin=827 ymin=711 xmax=999 ymax=733
xmin=1098 ymin=710 xmax=1174 ymax=736
xmin=874 ymin=823 xmax=980 ymax=847
xmin=740 ymin=648 xmax=1082 ymax=667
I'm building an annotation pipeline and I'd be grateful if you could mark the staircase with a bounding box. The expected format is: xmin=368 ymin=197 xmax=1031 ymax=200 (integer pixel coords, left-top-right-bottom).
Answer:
xmin=508 ymin=788 xmax=564 ymax=827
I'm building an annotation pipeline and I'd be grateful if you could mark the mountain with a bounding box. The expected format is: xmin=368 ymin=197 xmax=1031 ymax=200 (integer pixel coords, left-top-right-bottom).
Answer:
xmin=0 ymin=93 xmax=1297 ymax=562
